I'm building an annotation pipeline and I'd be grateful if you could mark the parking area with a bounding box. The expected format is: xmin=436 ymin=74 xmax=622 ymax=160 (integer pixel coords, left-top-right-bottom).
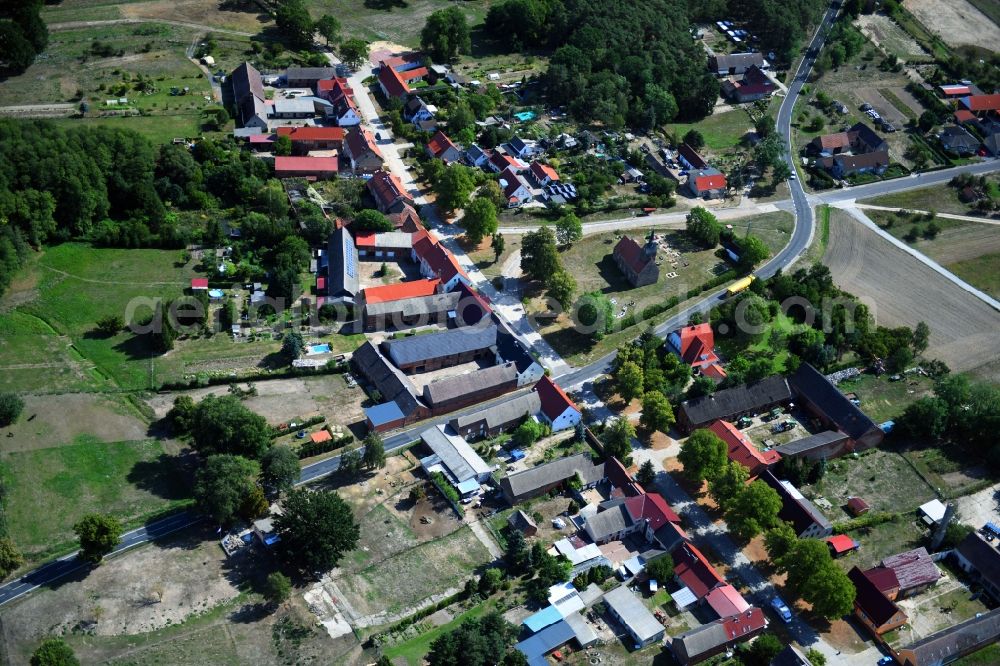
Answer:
xmin=954 ymin=482 xmax=1000 ymax=529
xmin=856 ymin=89 xmax=906 ymax=130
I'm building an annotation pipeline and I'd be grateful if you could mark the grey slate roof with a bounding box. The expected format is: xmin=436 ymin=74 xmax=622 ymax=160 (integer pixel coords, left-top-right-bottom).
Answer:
xmin=901 ymin=607 xmax=1000 ymax=666
xmin=603 ymin=585 xmax=664 ymax=644
xmin=584 ymin=504 xmax=633 ymax=542
xmin=351 ymin=341 xmax=422 ymax=416
xmin=420 ymin=425 xmax=492 ymax=482
xmin=500 ymin=452 xmax=603 ymax=500
xmin=423 ymin=363 xmax=517 ymax=406
xmin=327 ymin=227 xmax=359 ymax=301
xmin=956 ymin=533 xmax=1000 ymax=594
xmin=761 ymin=471 xmax=832 ymax=535
xmin=285 ymin=66 xmax=336 ymax=82
xmin=384 ymin=324 xmax=497 ymax=367
xmin=789 ymin=363 xmax=879 ymax=441
xmin=681 ymin=375 xmax=792 ymax=426
xmin=495 ymin=320 xmax=538 ymax=373
xmin=710 ymin=52 xmax=765 ymax=72
xmin=364 ymin=292 xmax=459 ymax=319
xmin=777 ymin=429 xmax=848 ymax=456
xmin=448 ymin=390 xmax=541 ymax=432
xmin=231 ymin=62 xmax=264 ymax=104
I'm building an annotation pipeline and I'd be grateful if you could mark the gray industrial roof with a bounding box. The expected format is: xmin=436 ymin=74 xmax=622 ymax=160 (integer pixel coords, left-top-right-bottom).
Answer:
xmin=777 ymin=429 xmax=848 ymax=456
xmin=449 ymin=391 xmax=541 ymax=431
xmin=423 ymin=363 xmax=517 ymax=406
xmin=902 ymin=607 xmax=1000 ymax=666
xmin=419 ymin=424 xmax=491 ymax=483
xmin=603 ymin=585 xmax=663 ymax=643
xmin=364 ymin=292 xmax=459 ymax=319
xmin=327 ymin=227 xmax=359 ymax=301
xmin=789 ymin=363 xmax=879 ymax=441
xmin=384 ymin=324 xmax=497 ymax=367
xmin=285 ymin=66 xmax=336 ymax=80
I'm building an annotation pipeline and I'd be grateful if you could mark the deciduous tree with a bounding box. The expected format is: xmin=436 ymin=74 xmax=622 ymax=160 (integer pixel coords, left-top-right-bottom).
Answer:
xmin=73 ymin=513 xmax=123 ymax=563
xmin=275 ymin=488 xmax=360 ymax=574
xmin=420 ymin=7 xmax=471 ymax=62
xmin=315 ymin=14 xmax=340 ymax=46
xmin=639 ymin=391 xmax=675 ymax=434
xmin=686 ymin=207 xmax=722 ymax=248
xmin=520 ymin=226 xmax=560 ymax=282
xmin=30 ymin=638 xmax=79 ymax=666
xmin=546 ymin=269 xmax=576 ymax=309
xmin=708 ymin=460 xmax=750 ymax=512
xmin=190 ymin=395 xmax=272 ymax=459
xmin=194 ymin=454 xmax=262 ymax=524
xmin=462 ymin=197 xmax=499 ymax=245
xmin=726 ymin=479 xmax=782 ymax=540
xmin=602 ymin=417 xmax=636 ymax=466
xmin=339 ymin=38 xmax=368 ymax=69
xmin=678 ymin=429 xmax=727 ymax=483
xmin=362 ymin=432 xmax=386 ymax=470
xmin=0 ymin=392 xmax=24 ymax=427
xmin=435 ymin=165 xmax=476 ymax=213
xmin=264 ymin=571 xmax=291 ymax=604
xmin=554 ymin=213 xmax=583 ymax=246
xmin=261 ymin=444 xmax=300 ymax=494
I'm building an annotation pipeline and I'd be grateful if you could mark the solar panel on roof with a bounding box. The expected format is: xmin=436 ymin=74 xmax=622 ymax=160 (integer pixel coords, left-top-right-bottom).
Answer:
xmin=344 ymin=232 xmax=356 ymax=278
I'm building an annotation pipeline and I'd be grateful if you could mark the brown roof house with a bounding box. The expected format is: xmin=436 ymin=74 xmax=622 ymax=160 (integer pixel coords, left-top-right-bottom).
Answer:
xmin=367 ymin=170 xmax=414 ymax=214
xmin=343 ymin=127 xmax=384 ymax=173
xmin=613 ymin=231 xmax=659 ymax=287
xmin=848 ymin=566 xmax=908 ymax=637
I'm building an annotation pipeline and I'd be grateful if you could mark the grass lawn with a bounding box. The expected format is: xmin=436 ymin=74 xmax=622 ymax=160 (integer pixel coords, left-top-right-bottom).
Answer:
xmin=383 ymin=601 xmax=494 ymax=666
xmin=0 ymin=436 xmax=189 ymax=562
xmin=947 ymin=252 xmax=1000 ymax=299
xmin=0 ymin=311 xmax=105 ymax=394
xmin=306 ymin=0 xmax=488 ymax=46
xmin=955 ymin=643 xmax=1000 ymax=666
xmin=835 ymin=372 xmax=934 ymax=425
xmin=803 ymin=448 xmax=936 ymax=518
xmin=866 ymin=209 xmax=975 ymax=243
xmin=51 ymin=113 xmax=209 ymax=145
xmin=665 ymin=108 xmax=752 ymax=152
xmin=834 ymin=515 xmax=928 ymax=571
xmin=860 ymin=183 xmax=981 ymax=216
xmin=798 ymin=205 xmax=833 ymax=268
xmin=337 ymin=525 xmax=491 ymax=617
xmin=465 ymin=235 xmax=520 ymax=281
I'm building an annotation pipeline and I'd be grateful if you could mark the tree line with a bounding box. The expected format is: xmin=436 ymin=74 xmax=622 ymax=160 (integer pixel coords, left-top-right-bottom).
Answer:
xmin=0 ymin=0 xmax=47 ymax=74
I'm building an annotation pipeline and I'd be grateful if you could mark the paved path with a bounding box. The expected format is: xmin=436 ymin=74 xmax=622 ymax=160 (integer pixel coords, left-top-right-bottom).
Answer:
xmin=497 ymin=203 xmax=780 ymax=235
xmin=467 ymin=519 xmax=503 ymax=560
xmin=836 ymin=204 xmax=1000 ymax=311
xmin=854 ymin=203 xmax=1000 ymax=226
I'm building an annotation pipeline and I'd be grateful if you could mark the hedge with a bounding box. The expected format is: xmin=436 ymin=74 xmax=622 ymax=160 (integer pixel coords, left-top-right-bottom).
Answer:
xmin=297 ymin=432 xmax=354 ymax=459
xmin=430 ymin=471 xmax=463 ymax=516
xmin=158 ymin=361 xmax=347 ymax=391
xmin=272 ymin=415 xmax=325 ymax=439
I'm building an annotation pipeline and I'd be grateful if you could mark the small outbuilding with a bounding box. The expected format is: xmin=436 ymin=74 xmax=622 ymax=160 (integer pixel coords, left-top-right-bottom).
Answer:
xmin=507 ymin=509 xmax=538 ymax=537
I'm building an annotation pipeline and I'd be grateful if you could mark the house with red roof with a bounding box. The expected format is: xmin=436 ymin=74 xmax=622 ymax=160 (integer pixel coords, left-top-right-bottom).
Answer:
xmin=401 ymin=66 xmax=428 ymax=84
xmin=367 ymin=170 xmax=414 ymax=214
xmin=960 ymin=93 xmax=1000 ymax=116
xmin=671 ymin=608 xmax=767 ymax=665
xmin=426 ymin=130 xmax=462 ymax=163
xmin=673 ymin=542 xmax=725 ymax=599
xmin=378 ymin=52 xmax=424 ymax=73
xmin=191 ymin=278 xmax=209 ymax=290
xmin=536 ymin=375 xmax=581 ymax=431
xmin=689 ymin=168 xmax=728 ymax=199
xmin=705 ymin=585 xmax=750 ymax=619
xmin=667 ymin=323 xmax=727 ymax=380
xmin=274 ymin=156 xmax=338 ymax=180
xmin=362 ymin=278 xmax=441 ymax=305
xmin=940 ymin=83 xmax=971 ymax=98
xmin=487 ymin=150 xmax=527 ymax=174
xmin=354 ymin=230 xmax=413 ymax=260
xmin=378 ymin=65 xmax=409 ymax=99
xmin=275 ymin=126 xmax=346 ymax=153
xmin=613 ymin=232 xmax=659 ymax=287
xmin=499 ymin=166 xmax=533 ymax=208
xmin=708 ymin=420 xmax=780 ymax=476
xmin=849 ymin=566 xmax=908 ymax=637
xmin=721 ymin=65 xmax=776 ymax=103
xmin=343 ymin=127 xmax=384 ymax=173
xmin=316 ymin=78 xmax=361 ymax=126
xmin=411 ymin=230 xmax=470 ymax=291
xmin=529 ymin=161 xmax=559 ymax=187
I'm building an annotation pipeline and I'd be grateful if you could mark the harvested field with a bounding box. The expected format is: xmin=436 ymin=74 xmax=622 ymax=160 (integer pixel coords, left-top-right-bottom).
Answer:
xmin=904 ymin=0 xmax=1000 ymax=51
xmin=822 ymin=208 xmax=1000 ymax=381
xmin=921 ymin=224 xmax=1000 ymax=266
xmin=120 ymin=0 xmax=269 ymax=34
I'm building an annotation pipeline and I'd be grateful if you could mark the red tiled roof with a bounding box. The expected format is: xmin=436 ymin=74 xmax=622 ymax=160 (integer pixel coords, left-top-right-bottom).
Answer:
xmin=847 ymin=497 xmax=870 ymax=514
xmin=389 ymin=204 xmax=421 ymax=232
xmin=379 ymin=53 xmax=423 ymax=71
xmin=678 ymin=324 xmax=717 ymax=366
xmin=401 ymin=66 xmax=428 ymax=82
xmin=276 ymin=126 xmax=346 ymax=142
xmin=705 ymin=585 xmax=750 ymax=618
xmin=249 ymin=134 xmax=274 ymax=144
xmin=613 ymin=235 xmax=652 ymax=274
xmin=363 ymin=278 xmax=441 ymax=304
xmin=939 ymin=84 xmax=970 ymax=96
xmin=955 ymin=109 xmax=976 ymax=123
xmin=345 ymin=127 xmax=381 ymax=160
xmin=674 ymin=543 xmax=724 ymax=598
xmin=721 ymin=607 xmax=767 ymax=639
xmin=695 ymin=173 xmax=728 ymax=191
xmin=816 ymin=132 xmax=852 ymax=150
xmin=310 ymin=430 xmax=332 ymax=443
xmin=191 ymin=278 xmax=209 ymax=289
xmin=530 ymin=161 xmax=559 ymax=182
xmin=378 ymin=65 xmax=409 ymax=98
xmin=317 ymin=77 xmax=353 ymax=96
xmin=961 ymin=94 xmax=1000 ymax=112
xmin=419 ymin=240 xmax=468 ymax=283
xmin=536 ymin=375 xmax=577 ymax=422
xmin=427 ymin=130 xmax=458 ymax=159
xmin=826 ymin=534 xmax=860 ymax=554
xmin=274 ymin=156 xmax=338 ymax=173
xmin=367 ymin=170 xmax=412 ymax=210
xmin=489 ymin=151 xmax=525 ymax=172
xmin=702 ymin=362 xmax=728 ymax=379
xmin=624 ymin=493 xmax=680 ymax=531
xmin=708 ymin=420 xmax=780 ymax=475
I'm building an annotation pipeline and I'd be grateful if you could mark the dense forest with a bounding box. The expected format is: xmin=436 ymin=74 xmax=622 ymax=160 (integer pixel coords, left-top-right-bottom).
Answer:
xmin=0 ymin=0 xmax=47 ymax=74
xmin=484 ymin=0 xmax=826 ymax=129
xmin=0 ymin=120 xmax=322 ymax=300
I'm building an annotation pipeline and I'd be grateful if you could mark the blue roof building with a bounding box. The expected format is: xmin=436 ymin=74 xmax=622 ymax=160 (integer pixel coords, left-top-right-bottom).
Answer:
xmin=515 ymin=620 xmax=575 ymax=666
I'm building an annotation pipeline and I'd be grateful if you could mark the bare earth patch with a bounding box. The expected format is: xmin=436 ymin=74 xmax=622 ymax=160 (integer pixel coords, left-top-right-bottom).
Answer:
xmin=823 ymin=209 xmax=1000 ymax=381
xmin=120 ymin=0 xmax=269 ymax=33
xmin=904 ymin=0 xmax=1000 ymax=50
xmin=2 ymin=394 xmax=148 ymax=452
xmin=856 ymin=14 xmax=926 ymax=59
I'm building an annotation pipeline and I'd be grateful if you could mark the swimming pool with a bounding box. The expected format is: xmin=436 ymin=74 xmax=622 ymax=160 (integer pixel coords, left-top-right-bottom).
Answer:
xmin=307 ymin=343 xmax=332 ymax=355
xmin=514 ymin=111 xmax=536 ymax=122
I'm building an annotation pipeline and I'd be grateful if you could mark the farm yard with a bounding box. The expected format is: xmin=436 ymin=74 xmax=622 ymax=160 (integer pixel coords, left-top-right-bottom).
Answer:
xmin=822 ymin=208 xmax=1000 ymax=382
xmin=903 ymin=0 xmax=1000 ymax=51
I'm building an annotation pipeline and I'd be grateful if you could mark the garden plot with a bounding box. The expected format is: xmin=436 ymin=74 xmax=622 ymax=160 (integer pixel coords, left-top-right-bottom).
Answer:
xmin=904 ymin=0 xmax=1000 ymax=51
xmin=856 ymin=14 xmax=928 ymax=61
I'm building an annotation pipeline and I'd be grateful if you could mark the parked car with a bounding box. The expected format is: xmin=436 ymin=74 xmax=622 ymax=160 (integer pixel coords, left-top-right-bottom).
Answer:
xmin=770 ymin=597 xmax=792 ymax=623
xmin=772 ymin=420 xmax=795 ymax=434
xmin=877 ymin=657 xmax=894 ymax=666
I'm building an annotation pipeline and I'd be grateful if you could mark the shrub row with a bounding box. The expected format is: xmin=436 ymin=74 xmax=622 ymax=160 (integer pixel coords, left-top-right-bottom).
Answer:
xmin=430 ymin=471 xmax=463 ymax=516
xmin=157 ymin=361 xmax=347 ymax=391
xmin=835 ymin=511 xmax=899 ymax=532
xmin=296 ymin=432 xmax=353 ymax=459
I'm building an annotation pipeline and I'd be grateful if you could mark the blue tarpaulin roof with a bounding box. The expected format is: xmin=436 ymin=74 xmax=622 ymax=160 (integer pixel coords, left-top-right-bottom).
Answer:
xmin=510 ymin=449 xmax=526 ymax=461
xmin=516 ymin=619 xmax=574 ymax=666
xmin=364 ymin=401 xmax=405 ymax=427
xmin=523 ymin=605 xmax=563 ymax=633
xmin=986 ymin=522 xmax=1000 ymax=536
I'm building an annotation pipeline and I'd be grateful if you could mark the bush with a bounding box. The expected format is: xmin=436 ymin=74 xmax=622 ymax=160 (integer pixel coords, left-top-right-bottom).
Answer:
xmin=0 ymin=392 xmax=25 ymax=427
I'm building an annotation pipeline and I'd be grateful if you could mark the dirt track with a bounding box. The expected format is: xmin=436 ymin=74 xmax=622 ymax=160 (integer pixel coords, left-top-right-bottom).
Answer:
xmin=904 ymin=0 xmax=1000 ymax=51
xmin=823 ymin=210 xmax=1000 ymax=380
